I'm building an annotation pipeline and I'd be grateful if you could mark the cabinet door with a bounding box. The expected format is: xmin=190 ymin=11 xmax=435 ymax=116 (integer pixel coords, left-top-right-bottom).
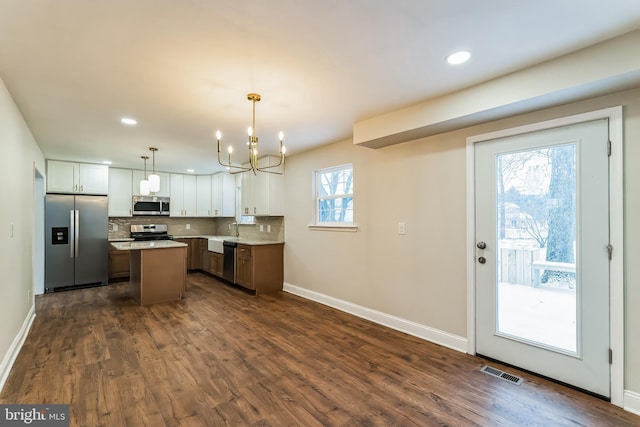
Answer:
xmin=211 ymin=173 xmax=236 ymax=217
xmin=253 ymin=170 xmax=270 ymax=216
xmin=183 ymin=175 xmax=197 ymax=217
xmin=108 ymin=168 xmax=133 ymax=217
xmin=213 ymin=252 xmax=224 ymax=277
xmin=78 ymin=163 xmax=109 ymax=194
xmin=170 ymin=174 xmax=184 ymax=216
xmin=47 ymin=160 xmax=78 ymax=193
xmin=196 ymin=175 xmax=212 ymax=217
xmin=109 ymin=250 xmax=130 ymax=279
xmin=240 ymin=171 xmax=255 ymax=216
xmin=235 ymin=245 xmax=254 ymax=289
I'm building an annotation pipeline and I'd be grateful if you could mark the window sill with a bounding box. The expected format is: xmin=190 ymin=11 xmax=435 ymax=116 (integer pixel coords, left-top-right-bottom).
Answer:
xmin=307 ymin=224 xmax=358 ymax=232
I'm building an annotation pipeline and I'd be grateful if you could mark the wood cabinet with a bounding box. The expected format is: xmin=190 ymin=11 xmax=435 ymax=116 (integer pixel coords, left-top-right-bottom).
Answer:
xmin=235 ymin=243 xmax=284 ymax=294
xmin=47 ymin=160 xmax=109 ymax=194
xmin=240 ymin=156 xmax=284 ymax=216
xmin=174 ymin=238 xmax=202 ymax=270
xmin=170 ymin=174 xmax=197 ymax=216
xmin=108 ymin=168 xmax=133 ymax=217
xmin=108 ymin=247 xmax=130 ymax=279
xmin=201 ymin=250 xmax=224 ymax=278
xmin=132 ymin=170 xmax=170 ymax=197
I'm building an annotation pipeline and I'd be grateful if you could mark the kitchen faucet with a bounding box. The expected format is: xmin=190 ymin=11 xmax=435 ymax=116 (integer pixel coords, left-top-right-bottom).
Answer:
xmin=228 ymin=221 xmax=240 ymax=238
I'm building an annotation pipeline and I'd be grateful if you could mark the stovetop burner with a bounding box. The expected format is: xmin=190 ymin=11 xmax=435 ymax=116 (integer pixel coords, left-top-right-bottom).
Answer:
xmin=130 ymin=224 xmax=173 ymax=241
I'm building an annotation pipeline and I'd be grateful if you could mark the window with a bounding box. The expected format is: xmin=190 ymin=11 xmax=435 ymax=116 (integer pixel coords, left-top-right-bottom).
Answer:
xmin=315 ymin=164 xmax=354 ymax=226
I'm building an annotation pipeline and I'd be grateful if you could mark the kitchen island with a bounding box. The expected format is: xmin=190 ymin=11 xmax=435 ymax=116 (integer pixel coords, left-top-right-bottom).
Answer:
xmin=110 ymin=240 xmax=187 ymax=305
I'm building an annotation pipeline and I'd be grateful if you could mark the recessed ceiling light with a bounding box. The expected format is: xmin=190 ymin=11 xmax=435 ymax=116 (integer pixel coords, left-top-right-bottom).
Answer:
xmin=446 ymin=50 xmax=471 ymax=65
xmin=102 ymin=160 xmax=112 ymax=165
xmin=121 ymin=117 xmax=137 ymax=126
xmin=187 ymin=169 xmax=195 ymax=173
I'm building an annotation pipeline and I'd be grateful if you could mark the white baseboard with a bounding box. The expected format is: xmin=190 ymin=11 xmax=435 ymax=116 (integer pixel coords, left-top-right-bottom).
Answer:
xmin=624 ymin=390 xmax=640 ymax=416
xmin=0 ymin=304 xmax=36 ymax=393
xmin=283 ymin=282 xmax=467 ymax=353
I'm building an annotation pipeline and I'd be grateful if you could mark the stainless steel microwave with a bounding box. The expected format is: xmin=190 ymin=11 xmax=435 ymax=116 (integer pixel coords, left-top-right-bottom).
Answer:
xmin=132 ymin=196 xmax=170 ymax=216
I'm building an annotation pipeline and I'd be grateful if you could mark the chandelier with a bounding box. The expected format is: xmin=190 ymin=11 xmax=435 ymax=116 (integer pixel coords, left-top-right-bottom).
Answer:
xmin=216 ymin=93 xmax=286 ymax=174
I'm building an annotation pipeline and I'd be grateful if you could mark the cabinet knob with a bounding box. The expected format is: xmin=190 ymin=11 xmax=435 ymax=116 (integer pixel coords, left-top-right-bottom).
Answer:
xmin=80 ymin=185 xmax=83 ymax=192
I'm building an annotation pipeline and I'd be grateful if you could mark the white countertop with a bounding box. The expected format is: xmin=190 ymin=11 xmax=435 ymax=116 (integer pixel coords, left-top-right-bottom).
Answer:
xmin=110 ymin=240 xmax=188 ymax=251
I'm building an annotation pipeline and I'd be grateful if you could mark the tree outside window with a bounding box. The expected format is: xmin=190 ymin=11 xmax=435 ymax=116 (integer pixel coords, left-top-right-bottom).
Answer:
xmin=315 ymin=164 xmax=353 ymax=225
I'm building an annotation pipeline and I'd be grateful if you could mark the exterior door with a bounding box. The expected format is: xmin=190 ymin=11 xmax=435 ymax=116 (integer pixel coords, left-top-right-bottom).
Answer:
xmin=475 ymin=118 xmax=610 ymax=398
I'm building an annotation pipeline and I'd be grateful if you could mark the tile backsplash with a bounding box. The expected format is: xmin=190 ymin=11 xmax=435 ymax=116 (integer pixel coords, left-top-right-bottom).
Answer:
xmin=109 ymin=216 xmax=284 ymax=241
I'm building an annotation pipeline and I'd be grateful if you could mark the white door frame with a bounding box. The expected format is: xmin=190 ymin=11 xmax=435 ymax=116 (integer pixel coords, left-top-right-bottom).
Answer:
xmin=465 ymin=106 xmax=624 ymax=407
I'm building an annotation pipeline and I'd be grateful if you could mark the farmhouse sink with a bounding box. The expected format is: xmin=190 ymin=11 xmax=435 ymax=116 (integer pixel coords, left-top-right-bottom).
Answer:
xmin=207 ymin=237 xmax=225 ymax=254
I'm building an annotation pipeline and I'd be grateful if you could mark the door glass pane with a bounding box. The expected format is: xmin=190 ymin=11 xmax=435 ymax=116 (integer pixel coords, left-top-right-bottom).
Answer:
xmin=495 ymin=144 xmax=577 ymax=353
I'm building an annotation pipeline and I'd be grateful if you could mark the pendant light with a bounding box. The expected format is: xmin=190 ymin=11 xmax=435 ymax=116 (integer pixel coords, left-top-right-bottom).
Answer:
xmin=140 ymin=155 xmax=150 ymax=196
xmin=148 ymin=147 xmax=160 ymax=192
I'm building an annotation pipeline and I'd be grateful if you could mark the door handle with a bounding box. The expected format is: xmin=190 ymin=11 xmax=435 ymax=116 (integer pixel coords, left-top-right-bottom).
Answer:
xmin=69 ymin=210 xmax=75 ymax=258
xmin=74 ymin=210 xmax=79 ymax=258
xmin=477 ymin=241 xmax=487 ymax=250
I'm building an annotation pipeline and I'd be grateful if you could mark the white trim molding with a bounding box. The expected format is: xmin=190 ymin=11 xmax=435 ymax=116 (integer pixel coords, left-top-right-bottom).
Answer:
xmin=466 ymin=106 xmax=625 ymax=408
xmin=0 ymin=305 xmax=35 ymax=393
xmin=283 ymin=282 xmax=467 ymax=353
xmin=624 ymin=390 xmax=640 ymax=416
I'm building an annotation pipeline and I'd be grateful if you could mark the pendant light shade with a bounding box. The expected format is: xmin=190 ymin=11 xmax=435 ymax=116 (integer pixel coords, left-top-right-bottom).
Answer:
xmin=148 ymin=147 xmax=160 ymax=192
xmin=140 ymin=155 xmax=150 ymax=196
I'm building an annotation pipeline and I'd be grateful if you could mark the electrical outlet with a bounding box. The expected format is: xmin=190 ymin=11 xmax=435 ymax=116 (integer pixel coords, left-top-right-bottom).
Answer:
xmin=267 ymin=225 xmax=271 ymax=232
xmin=186 ymin=224 xmax=191 ymax=230
xmin=112 ymin=224 xmax=118 ymax=232
xmin=398 ymin=222 xmax=406 ymax=235
xmin=259 ymin=225 xmax=264 ymax=232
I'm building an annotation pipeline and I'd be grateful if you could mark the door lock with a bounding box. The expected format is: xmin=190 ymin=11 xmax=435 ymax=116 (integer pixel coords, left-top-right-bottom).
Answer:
xmin=476 ymin=241 xmax=487 ymax=250
xmin=478 ymin=256 xmax=487 ymax=264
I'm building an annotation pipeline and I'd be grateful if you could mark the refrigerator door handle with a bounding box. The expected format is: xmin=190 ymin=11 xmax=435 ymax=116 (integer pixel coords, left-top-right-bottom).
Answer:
xmin=69 ymin=210 xmax=75 ymax=258
xmin=74 ymin=209 xmax=80 ymax=258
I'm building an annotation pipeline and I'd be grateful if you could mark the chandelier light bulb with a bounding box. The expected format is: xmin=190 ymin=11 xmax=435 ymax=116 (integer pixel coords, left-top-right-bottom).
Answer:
xmin=247 ymin=126 xmax=253 ymax=137
xmin=228 ymin=146 xmax=233 ymax=154
xmin=216 ymin=130 xmax=222 ymax=140
xmin=282 ymin=146 xmax=287 ymax=154
xmin=278 ymin=131 xmax=284 ymax=141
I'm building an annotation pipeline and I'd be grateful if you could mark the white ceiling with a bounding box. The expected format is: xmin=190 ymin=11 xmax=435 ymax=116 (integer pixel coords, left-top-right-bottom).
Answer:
xmin=1 ymin=0 xmax=639 ymax=174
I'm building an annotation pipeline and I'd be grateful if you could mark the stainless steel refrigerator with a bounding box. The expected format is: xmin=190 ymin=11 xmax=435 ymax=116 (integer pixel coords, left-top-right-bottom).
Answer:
xmin=45 ymin=194 xmax=108 ymax=291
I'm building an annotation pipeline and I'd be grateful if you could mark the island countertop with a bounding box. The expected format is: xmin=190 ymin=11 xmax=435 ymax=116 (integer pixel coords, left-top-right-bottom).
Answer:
xmin=110 ymin=240 xmax=188 ymax=251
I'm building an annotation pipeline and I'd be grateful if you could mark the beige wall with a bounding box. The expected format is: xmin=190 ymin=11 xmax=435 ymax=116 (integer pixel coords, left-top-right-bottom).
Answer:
xmin=284 ymin=87 xmax=640 ymax=394
xmin=0 ymin=77 xmax=45 ymax=385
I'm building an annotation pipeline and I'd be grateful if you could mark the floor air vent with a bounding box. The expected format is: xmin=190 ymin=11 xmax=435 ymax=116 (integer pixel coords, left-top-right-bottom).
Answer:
xmin=480 ymin=365 xmax=523 ymax=385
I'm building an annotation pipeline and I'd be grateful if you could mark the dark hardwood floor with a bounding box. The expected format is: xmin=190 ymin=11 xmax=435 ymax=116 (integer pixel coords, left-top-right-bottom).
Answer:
xmin=1 ymin=273 xmax=638 ymax=426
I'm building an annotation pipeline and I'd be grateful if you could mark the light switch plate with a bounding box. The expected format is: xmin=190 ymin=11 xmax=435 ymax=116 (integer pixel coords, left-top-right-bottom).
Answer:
xmin=186 ymin=224 xmax=191 ymax=230
xmin=398 ymin=222 xmax=406 ymax=235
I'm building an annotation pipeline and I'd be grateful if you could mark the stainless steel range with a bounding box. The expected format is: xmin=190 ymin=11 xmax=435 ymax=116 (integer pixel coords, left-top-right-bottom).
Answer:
xmin=130 ymin=224 xmax=173 ymax=241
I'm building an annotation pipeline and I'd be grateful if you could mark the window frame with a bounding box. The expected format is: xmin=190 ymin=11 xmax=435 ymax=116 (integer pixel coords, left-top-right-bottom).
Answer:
xmin=310 ymin=163 xmax=357 ymax=231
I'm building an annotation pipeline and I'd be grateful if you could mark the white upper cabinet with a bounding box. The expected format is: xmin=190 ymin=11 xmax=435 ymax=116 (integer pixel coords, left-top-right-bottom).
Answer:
xmin=196 ymin=175 xmax=212 ymax=217
xmin=47 ymin=160 xmax=109 ymax=195
xmin=212 ymin=172 xmax=236 ymax=217
xmin=108 ymin=168 xmax=133 ymax=217
xmin=132 ymin=170 xmax=170 ymax=197
xmin=170 ymin=174 xmax=197 ymax=217
xmin=240 ymin=156 xmax=284 ymax=216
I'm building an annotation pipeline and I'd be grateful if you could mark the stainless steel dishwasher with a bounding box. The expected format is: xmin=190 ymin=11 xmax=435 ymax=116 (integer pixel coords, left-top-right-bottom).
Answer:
xmin=223 ymin=240 xmax=237 ymax=283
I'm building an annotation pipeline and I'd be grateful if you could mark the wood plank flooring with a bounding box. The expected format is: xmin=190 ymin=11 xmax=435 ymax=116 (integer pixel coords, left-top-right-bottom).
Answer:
xmin=1 ymin=273 xmax=639 ymax=426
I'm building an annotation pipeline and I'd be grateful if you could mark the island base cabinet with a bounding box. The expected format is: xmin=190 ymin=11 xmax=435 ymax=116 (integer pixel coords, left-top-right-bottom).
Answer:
xmin=130 ymin=247 xmax=187 ymax=305
xmin=108 ymin=248 xmax=130 ymax=280
xmin=235 ymin=244 xmax=283 ymax=294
